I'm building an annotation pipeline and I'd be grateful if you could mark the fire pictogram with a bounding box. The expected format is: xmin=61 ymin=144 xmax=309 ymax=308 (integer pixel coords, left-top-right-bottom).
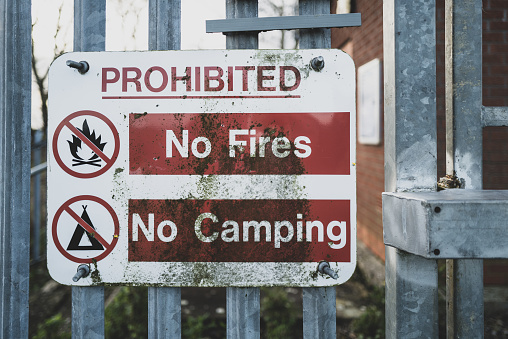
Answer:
xmin=68 ymin=120 xmax=107 ymax=168
xmin=52 ymin=110 xmax=120 ymax=178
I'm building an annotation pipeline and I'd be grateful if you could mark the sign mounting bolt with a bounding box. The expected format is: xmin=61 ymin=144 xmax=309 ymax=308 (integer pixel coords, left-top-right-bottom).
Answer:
xmin=66 ymin=60 xmax=89 ymax=74
xmin=72 ymin=264 xmax=91 ymax=282
xmin=318 ymin=261 xmax=338 ymax=279
xmin=310 ymin=56 xmax=325 ymax=71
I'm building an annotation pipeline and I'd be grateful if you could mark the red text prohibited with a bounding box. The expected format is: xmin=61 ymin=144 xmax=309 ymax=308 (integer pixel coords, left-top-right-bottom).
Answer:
xmin=53 ymin=110 xmax=120 ymax=178
xmin=52 ymin=195 xmax=119 ymax=263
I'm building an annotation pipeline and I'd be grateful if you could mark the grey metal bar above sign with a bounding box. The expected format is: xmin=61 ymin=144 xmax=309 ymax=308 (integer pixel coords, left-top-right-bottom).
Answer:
xmin=206 ymin=13 xmax=361 ymax=33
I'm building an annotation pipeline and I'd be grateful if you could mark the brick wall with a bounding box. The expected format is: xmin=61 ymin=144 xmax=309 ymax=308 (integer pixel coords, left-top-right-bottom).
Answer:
xmin=331 ymin=0 xmax=386 ymax=260
xmin=331 ymin=0 xmax=508 ymax=282
xmin=482 ymin=0 xmax=508 ymax=285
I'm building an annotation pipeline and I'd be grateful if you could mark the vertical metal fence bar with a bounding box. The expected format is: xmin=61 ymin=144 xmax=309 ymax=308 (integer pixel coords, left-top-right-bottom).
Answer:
xmin=225 ymin=1 xmax=260 ymax=338
xmin=0 ymin=0 xmax=31 ymax=337
xmin=383 ymin=0 xmax=439 ymax=337
xmin=298 ymin=1 xmax=336 ymax=338
xmin=72 ymin=287 xmax=105 ymax=339
xmin=225 ymin=0 xmax=258 ymax=50
xmin=385 ymin=248 xmax=439 ymax=338
xmin=298 ymin=0 xmax=331 ymax=49
xmin=227 ymin=287 xmax=261 ymax=339
xmin=302 ymin=287 xmax=336 ymax=339
xmin=33 ymin=130 xmax=43 ymax=262
xmin=71 ymin=1 xmax=106 ymax=338
xmin=444 ymin=0 xmax=484 ymax=337
xmin=148 ymin=1 xmax=182 ymax=338
xmin=0 ymin=0 xmax=5 ymax=331
xmin=149 ymin=0 xmax=181 ymax=51
xmin=148 ymin=287 xmax=182 ymax=338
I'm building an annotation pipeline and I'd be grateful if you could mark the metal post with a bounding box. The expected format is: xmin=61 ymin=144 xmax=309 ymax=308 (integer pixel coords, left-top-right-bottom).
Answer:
xmin=298 ymin=1 xmax=336 ymax=338
xmin=225 ymin=0 xmax=258 ymax=50
xmin=72 ymin=1 xmax=106 ymax=338
xmin=149 ymin=0 xmax=181 ymax=51
xmin=299 ymin=0 xmax=331 ymax=49
xmin=224 ymin=1 xmax=260 ymax=338
xmin=148 ymin=1 xmax=182 ymax=338
xmin=32 ymin=130 xmax=43 ymax=262
xmin=148 ymin=287 xmax=182 ymax=338
xmin=72 ymin=287 xmax=105 ymax=339
xmin=299 ymin=0 xmax=336 ymax=337
xmin=383 ymin=0 xmax=439 ymax=337
xmin=302 ymin=287 xmax=336 ymax=339
xmin=385 ymin=248 xmax=439 ymax=337
xmin=0 ymin=0 xmax=31 ymax=337
xmin=227 ymin=288 xmax=260 ymax=339
xmin=445 ymin=0 xmax=484 ymax=337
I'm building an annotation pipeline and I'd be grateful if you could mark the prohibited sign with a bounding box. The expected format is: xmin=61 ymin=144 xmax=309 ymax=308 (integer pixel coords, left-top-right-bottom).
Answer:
xmin=52 ymin=195 xmax=120 ymax=263
xmin=48 ymin=49 xmax=357 ymax=287
xmin=52 ymin=110 xmax=120 ymax=178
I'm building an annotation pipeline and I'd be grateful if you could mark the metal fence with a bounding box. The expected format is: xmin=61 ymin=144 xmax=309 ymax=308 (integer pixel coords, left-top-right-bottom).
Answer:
xmin=3 ymin=0 xmax=341 ymax=337
xmin=383 ymin=0 xmax=508 ymax=337
xmin=8 ymin=0 xmax=507 ymax=337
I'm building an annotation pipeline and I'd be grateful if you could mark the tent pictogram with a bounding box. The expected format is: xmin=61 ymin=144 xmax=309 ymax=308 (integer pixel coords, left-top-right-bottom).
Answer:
xmin=52 ymin=195 xmax=119 ymax=263
xmin=66 ymin=205 xmax=104 ymax=251
xmin=53 ymin=110 xmax=120 ymax=179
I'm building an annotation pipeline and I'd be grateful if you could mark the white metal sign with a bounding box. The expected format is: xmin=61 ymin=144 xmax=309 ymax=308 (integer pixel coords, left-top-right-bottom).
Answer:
xmin=47 ymin=49 xmax=356 ymax=287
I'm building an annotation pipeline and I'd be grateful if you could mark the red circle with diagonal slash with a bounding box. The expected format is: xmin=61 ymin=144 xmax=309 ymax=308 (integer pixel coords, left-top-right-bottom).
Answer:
xmin=52 ymin=195 xmax=120 ymax=263
xmin=53 ymin=110 xmax=120 ymax=178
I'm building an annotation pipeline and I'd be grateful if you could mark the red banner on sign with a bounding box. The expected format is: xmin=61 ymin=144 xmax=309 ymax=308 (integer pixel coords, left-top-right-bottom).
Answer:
xmin=128 ymin=199 xmax=351 ymax=263
xmin=129 ymin=112 xmax=350 ymax=175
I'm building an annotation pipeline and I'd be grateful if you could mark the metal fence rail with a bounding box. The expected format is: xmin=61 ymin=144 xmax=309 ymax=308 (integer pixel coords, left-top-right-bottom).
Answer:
xmin=383 ymin=0 xmax=508 ymax=337
xmin=16 ymin=0 xmax=349 ymax=338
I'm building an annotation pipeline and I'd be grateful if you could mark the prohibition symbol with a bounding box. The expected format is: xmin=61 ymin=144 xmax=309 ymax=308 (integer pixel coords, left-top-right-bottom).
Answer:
xmin=53 ymin=110 xmax=120 ymax=178
xmin=52 ymin=195 xmax=119 ymax=263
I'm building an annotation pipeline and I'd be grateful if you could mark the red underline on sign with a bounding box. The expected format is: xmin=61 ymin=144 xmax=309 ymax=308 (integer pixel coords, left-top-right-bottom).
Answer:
xmin=102 ymin=95 xmax=301 ymax=100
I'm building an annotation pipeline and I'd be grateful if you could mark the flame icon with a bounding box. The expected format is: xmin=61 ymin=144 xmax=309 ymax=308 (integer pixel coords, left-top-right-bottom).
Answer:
xmin=67 ymin=119 xmax=107 ymax=167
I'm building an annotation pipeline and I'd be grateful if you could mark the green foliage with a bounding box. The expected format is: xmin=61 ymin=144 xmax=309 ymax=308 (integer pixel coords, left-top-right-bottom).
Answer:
xmin=182 ymin=314 xmax=225 ymax=339
xmin=261 ymin=287 xmax=299 ymax=338
xmin=351 ymin=286 xmax=385 ymax=339
xmin=33 ymin=313 xmax=70 ymax=339
xmin=105 ymin=286 xmax=148 ymax=338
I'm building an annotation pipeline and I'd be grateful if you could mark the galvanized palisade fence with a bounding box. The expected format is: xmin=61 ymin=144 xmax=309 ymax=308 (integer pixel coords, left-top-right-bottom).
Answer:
xmin=383 ymin=0 xmax=508 ymax=338
xmin=2 ymin=0 xmax=360 ymax=338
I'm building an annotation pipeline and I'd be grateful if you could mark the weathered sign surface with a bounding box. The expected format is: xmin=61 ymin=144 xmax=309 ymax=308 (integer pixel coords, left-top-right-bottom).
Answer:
xmin=47 ymin=49 xmax=356 ymax=286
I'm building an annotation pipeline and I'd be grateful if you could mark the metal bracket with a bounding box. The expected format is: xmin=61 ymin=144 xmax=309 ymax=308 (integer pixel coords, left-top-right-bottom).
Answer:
xmin=482 ymin=106 xmax=508 ymax=127
xmin=206 ymin=13 xmax=361 ymax=34
xmin=383 ymin=190 xmax=508 ymax=259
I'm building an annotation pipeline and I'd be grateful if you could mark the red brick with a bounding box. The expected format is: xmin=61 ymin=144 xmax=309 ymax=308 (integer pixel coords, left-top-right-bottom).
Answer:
xmin=489 ymin=87 xmax=508 ymax=96
xmin=490 ymin=21 xmax=508 ymax=31
xmin=484 ymin=97 xmax=508 ymax=106
xmin=488 ymin=0 xmax=508 ymax=9
xmin=484 ymin=32 xmax=505 ymax=42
